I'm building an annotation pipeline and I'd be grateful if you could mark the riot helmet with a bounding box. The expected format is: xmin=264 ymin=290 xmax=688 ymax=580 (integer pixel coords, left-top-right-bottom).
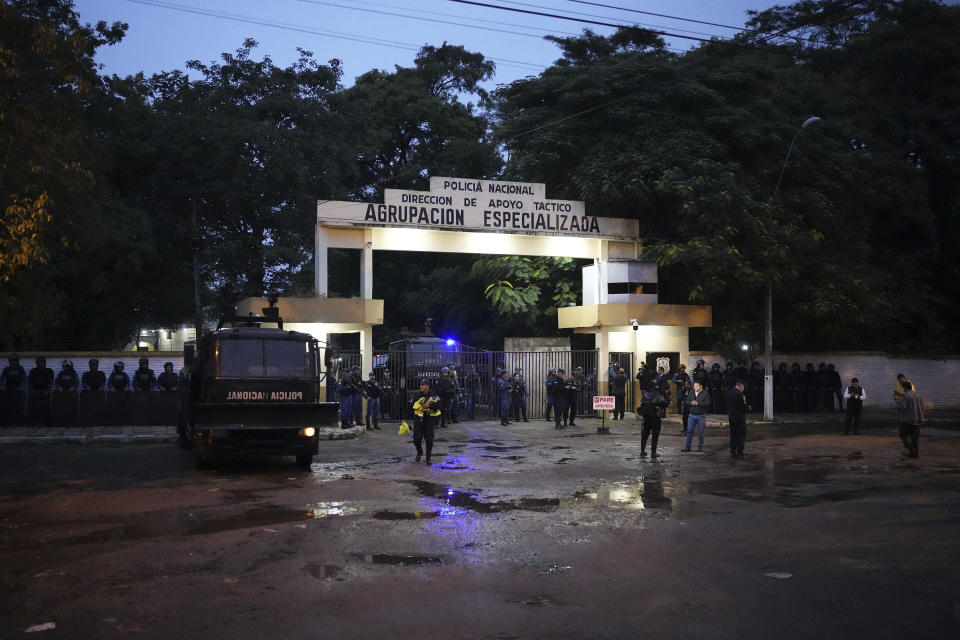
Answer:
xmin=89 ymin=358 xmax=99 ymax=369
xmin=36 ymin=356 xmax=46 ymax=366
xmin=62 ymin=360 xmax=73 ymax=369
xmin=114 ymin=361 xmax=124 ymax=371
xmin=138 ymin=357 xmax=148 ymax=367
xmin=163 ymin=361 xmax=174 ymax=370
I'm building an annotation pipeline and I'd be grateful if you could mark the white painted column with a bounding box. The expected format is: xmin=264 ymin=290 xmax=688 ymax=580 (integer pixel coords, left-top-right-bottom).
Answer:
xmin=315 ymin=223 xmax=329 ymax=297
xmin=360 ymin=229 xmax=373 ymax=299
xmin=596 ymin=327 xmax=610 ymax=395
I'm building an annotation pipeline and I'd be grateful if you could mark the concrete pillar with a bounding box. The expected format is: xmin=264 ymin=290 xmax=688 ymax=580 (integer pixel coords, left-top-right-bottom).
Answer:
xmin=315 ymin=223 xmax=329 ymax=297
xmin=596 ymin=327 xmax=609 ymax=396
xmin=360 ymin=229 xmax=373 ymax=299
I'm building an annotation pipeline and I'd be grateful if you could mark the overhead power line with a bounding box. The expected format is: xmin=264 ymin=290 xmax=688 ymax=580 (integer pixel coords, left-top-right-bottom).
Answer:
xmin=562 ymin=0 xmax=744 ymax=31
xmin=123 ymin=0 xmax=545 ymax=71
xmin=449 ymin=0 xmax=721 ymax=44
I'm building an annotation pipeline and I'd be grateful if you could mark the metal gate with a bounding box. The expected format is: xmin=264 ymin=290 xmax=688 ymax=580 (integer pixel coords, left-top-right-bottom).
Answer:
xmin=332 ymin=349 xmax=601 ymax=421
xmin=609 ymin=351 xmax=635 ymax=414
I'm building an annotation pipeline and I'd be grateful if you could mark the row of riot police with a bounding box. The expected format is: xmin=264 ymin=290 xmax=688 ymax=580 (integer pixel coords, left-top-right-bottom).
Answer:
xmin=660 ymin=359 xmax=849 ymax=414
xmin=1 ymin=354 xmax=182 ymax=427
xmin=1 ymin=354 xmax=180 ymax=392
xmin=543 ymin=368 xmax=581 ymax=429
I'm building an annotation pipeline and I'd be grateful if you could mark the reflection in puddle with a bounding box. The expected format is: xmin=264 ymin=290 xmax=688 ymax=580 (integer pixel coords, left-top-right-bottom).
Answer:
xmin=580 ymin=480 xmax=675 ymax=512
xmin=353 ymin=553 xmax=443 ymax=566
xmin=373 ymin=510 xmax=441 ymax=520
xmin=308 ymin=501 xmax=362 ymax=518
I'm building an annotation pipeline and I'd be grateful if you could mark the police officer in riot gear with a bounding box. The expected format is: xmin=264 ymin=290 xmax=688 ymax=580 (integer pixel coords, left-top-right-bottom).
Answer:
xmin=563 ymin=369 xmax=580 ymax=427
xmin=437 ymin=367 xmax=456 ymax=427
xmin=380 ymin=368 xmax=396 ymax=420
xmin=337 ymin=369 xmax=356 ymax=429
xmin=350 ymin=365 xmax=364 ymax=424
xmin=82 ymin=358 xmax=106 ymax=391
xmin=157 ymin=362 xmax=179 ymax=391
xmin=28 ymin=357 xmax=54 ymax=391
xmin=132 ymin=357 xmax=156 ymax=391
xmin=1 ymin=353 xmax=26 ymax=390
xmin=544 ymin=367 xmax=558 ymax=421
xmin=108 ymin=361 xmax=130 ymax=391
xmin=497 ymin=370 xmax=512 ymax=426
xmin=707 ymin=363 xmax=724 ymax=413
xmin=722 ymin=362 xmax=737 ymax=391
xmin=552 ymin=368 xmax=568 ymax=429
xmin=510 ymin=371 xmax=529 ymax=422
xmin=363 ymin=371 xmax=382 ymax=430
xmin=56 ymin=360 xmax=79 ymax=391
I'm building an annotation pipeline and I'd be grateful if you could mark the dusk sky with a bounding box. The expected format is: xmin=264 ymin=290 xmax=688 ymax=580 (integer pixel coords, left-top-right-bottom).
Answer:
xmin=71 ymin=0 xmax=811 ymax=87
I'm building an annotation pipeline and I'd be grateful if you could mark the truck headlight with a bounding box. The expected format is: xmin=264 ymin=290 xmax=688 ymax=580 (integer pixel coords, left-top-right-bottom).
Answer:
xmin=301 ymin=427 xmax=316 ymax=437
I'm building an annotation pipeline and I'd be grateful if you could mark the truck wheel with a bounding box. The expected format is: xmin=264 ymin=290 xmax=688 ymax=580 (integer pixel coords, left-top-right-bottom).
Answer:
xmin=194 ymin=443 xmax=207 ymax=470
xmin=177 ymin=413 xmax=191 ymax=450
xmin=296 ymin=454 xmax=313 ymax=470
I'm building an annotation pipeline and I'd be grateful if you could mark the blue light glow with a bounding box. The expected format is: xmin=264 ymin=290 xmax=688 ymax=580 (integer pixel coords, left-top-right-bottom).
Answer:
xmin=445 ymin=338 xmax=456 ymax=346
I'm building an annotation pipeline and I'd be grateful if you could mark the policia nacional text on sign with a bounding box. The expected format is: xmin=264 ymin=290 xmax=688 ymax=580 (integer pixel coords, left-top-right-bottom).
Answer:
xmin=317 ymin=177 xmax=638 ymax=239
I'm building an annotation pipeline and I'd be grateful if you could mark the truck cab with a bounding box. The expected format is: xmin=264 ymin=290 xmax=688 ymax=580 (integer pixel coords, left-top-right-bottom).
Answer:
xmin=179 ymin=314 xmax=338 ymax=469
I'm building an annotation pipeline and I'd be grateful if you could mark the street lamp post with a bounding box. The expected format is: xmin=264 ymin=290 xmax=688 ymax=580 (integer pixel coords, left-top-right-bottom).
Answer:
xmin=765 ymin=116 xmax=820 ymax=422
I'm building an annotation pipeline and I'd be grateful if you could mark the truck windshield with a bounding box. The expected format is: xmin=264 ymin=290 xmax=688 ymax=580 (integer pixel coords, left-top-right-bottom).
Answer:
xmin=218 ymin=339 xmax=312 ymax=378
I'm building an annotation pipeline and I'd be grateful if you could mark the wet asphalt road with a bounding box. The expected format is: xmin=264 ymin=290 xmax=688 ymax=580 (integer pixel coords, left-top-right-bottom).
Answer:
xmin=1 ymin=416 xmax=959 ymax=639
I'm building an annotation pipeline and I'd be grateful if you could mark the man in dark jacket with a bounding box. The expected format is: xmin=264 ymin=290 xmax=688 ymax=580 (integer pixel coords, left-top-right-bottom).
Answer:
xmin=895 ymin=381 xmax=923 ymax=458
xmin=610 ymin=367 xmax=627 ymax=420
xmin=639 ymin=382 xmax=668 ymax=458
xmin=682 ymin=381 xmax=710 ymax=452
xmin=725 ymin=380 xmax=750 ymax=458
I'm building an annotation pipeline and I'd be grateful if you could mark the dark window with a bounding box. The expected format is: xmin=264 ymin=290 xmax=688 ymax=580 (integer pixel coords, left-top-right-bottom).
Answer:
xmin=218 ymin=339 xmax=312 ymax=378
xmin=608 ymin=282 xmax=658 ymax=295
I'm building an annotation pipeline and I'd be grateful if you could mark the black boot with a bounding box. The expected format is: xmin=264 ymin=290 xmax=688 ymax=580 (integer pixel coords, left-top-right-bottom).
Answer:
xmin=373 ymin=418 xmax=381 ymax=430
xmin=414 ymin=446 xmax=422 ymax=462
xmin=366 ymin=417 xmax=371 ymax=430
xmin=425 ymin=444 xmax=433 ymax=465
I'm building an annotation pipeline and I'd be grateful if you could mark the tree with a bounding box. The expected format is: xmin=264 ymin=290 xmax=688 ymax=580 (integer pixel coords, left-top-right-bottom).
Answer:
xmin=0 ymin=0 xmax=126 ymax=348
xmin=492 ymin=3 xmax=957 ymax=353
xmin=139 ymin=40 xmax=350 ymax=314
xmin=336 ymin=43 xmax=501 ymax=198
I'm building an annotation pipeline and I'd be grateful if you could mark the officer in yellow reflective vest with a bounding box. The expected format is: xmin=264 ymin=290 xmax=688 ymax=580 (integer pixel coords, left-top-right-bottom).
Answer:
xmin=412 ymin=379 xmax=441 ymax=464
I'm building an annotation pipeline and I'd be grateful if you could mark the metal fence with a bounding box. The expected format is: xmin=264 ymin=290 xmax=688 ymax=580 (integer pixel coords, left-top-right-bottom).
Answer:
xmin=330 ymin=349 xmax=606 ymax=421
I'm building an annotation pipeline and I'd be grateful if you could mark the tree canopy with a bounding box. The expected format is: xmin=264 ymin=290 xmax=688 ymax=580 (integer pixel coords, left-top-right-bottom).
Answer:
xmin=0 ymin=0 xmax=956 ymax=353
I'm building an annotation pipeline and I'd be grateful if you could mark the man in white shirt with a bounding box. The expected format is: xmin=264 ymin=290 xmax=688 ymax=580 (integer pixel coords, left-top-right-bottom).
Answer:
xmin=843 ymin=378 xmax=866 ymax=435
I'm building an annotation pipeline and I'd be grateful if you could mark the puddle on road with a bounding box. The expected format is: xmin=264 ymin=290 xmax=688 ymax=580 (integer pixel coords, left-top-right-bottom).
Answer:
xmin=352 ymin=552 xmax=443 ymax=566
xmin=306 ymin=563 xmax=344 ymax=579
xmin=404 ymin=480 xmax=564 ymax=514
xmin=373 ymin=510 xmax=441 ymax=520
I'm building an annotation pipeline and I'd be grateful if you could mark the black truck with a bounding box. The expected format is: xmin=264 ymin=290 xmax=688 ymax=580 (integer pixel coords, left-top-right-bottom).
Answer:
xmin=178 ymin=311 xmax=338 ymax=469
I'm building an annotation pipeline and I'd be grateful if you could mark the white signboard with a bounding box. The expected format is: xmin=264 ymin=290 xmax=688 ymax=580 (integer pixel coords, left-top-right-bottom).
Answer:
xmin=318 ymin=176 xmax=638 ymax=240
xmin=593 ymin=395 xmax=616 ymax=411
